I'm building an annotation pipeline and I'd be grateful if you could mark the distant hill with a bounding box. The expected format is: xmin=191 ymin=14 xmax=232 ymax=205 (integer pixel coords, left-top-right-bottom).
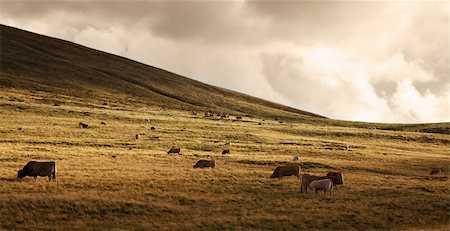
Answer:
xmin=0 ymin=24 xmax=324 ymax=120
xmin=1 ymin=24 xmax=448 ymax=134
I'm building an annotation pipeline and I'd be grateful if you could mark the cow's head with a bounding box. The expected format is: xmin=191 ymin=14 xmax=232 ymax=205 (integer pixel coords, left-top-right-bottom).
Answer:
xmin=17 ymin=169 xmax=26 ymax=179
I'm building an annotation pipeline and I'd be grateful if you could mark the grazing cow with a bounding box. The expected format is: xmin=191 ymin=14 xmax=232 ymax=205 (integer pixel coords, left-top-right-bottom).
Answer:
xmin=326 ymin=172 xmax=344 ymax=185
xmin=193 ymin=159 xmax=215 ymax=169
xmin=430 ymin=168 xmax=442 ymax=175
xmin=168 ymin=148 xmax=181 ymax=155
xmin=17 ymin=161 xmax=56 ymax=181
xmin=308 ymin=179 xmax=333 ymax=198
xmin=222 ymin=149 xmax=231 ymax=155
xmin=150 ymin=127 xmax=156 ymax=130
xmin=79 ymin=122 xmax=88 ymax=128
xmin=270 ymin=164 xmax=301 ymax=179
xmin=101 ymin=122 xmax=106 ymax=125
xmin=111 ymin=155 xmax=117 ymax=159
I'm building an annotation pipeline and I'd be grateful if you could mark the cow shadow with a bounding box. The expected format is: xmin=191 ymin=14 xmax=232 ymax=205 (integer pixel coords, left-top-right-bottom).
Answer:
xmin=0 ymin=177 xmax=18 ymax=182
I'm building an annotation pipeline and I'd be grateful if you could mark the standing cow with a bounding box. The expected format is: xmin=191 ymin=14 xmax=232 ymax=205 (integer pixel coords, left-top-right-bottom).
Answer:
xmin=193 ymin=159 xmax=215 ymax=169
xmin=300 ymin=173 xmax=343 ymax=195
xmin=168 ymin=148 xmax=181 ymax=155
xmin=326 ymin=172 xmax=344 ymax=185
xmin=17 ymin=161 xmax=57 ymax=181
xmin=270 ymin=164 xmax=301 ymax=179
xmin=308 ymin=179 xmax=333 ymax=198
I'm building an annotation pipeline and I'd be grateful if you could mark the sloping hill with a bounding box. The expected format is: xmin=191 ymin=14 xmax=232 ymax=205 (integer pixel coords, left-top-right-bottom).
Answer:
xmin=0 ymin=24 xmax=324 ymax=120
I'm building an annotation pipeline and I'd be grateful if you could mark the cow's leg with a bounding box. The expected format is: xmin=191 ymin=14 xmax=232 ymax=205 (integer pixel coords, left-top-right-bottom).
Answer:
xmin=33 ymin=176 xmax=37 ymax=180
xmin=301 ymin=184 xmax=307 ymax=196
xmin=52 ymin=169 xmax=56 ymax=182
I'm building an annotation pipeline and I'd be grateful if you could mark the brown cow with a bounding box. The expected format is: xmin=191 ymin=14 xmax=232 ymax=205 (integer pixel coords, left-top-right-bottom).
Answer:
xmin=193 ymin=159 xmax=215 ymax=169
xmin=222 ymin=150 xmax=231 ymax=155
xmin=270 ymin=164 xmax=301 ymax=179
xmin=17 ymin=161 xmax=56 ymax=181
xmin=168 ymin=148 xmax=181 ymax=155
xmin=326 ymin=172 xmax=344 ymax=185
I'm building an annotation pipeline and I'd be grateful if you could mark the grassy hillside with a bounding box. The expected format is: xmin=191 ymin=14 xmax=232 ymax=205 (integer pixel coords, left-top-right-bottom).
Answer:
xmin=0 ymin=25 xmax=449 ymax=230
xmin=0 ymin=24 xmax=323 ymax=121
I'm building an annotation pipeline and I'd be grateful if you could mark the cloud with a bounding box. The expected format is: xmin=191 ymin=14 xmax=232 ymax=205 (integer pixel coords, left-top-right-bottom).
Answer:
xmin=0 ymin=1 xmax=448 ymax=123
xmin=390 ymin=81 xmax=450 ymax=123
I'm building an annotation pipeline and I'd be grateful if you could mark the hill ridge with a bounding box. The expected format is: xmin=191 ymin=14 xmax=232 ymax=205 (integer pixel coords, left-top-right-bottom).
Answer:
xmin=0 ymin=24 xmax=324 ymax=120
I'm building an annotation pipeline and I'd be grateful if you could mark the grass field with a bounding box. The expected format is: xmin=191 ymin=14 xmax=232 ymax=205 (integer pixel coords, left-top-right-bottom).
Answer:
xmin=0 ymin=88 xmax=449 ymax=230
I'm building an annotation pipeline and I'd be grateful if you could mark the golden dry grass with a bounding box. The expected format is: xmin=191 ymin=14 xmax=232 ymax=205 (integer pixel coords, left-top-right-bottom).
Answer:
xmin=0 ymin=88 xmax=449 ymax=230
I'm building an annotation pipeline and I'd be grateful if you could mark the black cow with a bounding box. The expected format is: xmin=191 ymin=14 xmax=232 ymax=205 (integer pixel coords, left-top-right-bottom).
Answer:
xmin=17 ymin=161 xmax=56 ymax=181
xmin=168 ymin=148 xmax=181 ymax=155
xmin=193 ymin=159 xmax=215 ymax=169
xmin=79 ymin=122 xmax=88 ymax=128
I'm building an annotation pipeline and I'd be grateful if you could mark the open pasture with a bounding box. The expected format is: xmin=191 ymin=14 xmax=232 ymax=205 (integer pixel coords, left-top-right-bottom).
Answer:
xmin=0 ymin=89 xmax=449 ymax=230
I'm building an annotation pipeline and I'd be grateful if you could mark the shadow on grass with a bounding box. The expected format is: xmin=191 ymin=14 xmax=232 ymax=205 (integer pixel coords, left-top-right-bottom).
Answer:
xmin=0 ymin=177 xmax=18 ymax=182
xmin=235 ymin=159 xmax=334 ymax=169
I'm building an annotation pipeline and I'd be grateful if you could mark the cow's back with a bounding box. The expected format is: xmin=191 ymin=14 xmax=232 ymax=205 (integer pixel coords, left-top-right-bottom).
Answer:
xmin=27 ymin=161 xmax=55 ymax=176
xmin=301 ymin=174 xmax=324 ymax=186
xmin=271 ymin=164 xmax=300 ymax=178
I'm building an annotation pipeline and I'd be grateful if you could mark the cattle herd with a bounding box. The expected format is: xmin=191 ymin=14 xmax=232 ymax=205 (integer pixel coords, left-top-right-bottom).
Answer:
xmin=16 ymin=148 xmax=344 ymax=199
xmin=14 ymin=117 xmax=442 ymax=200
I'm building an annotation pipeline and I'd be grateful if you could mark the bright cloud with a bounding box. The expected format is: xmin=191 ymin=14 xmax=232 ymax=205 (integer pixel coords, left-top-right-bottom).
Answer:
xmin=0 ymin=1 xmax=448 ymax=123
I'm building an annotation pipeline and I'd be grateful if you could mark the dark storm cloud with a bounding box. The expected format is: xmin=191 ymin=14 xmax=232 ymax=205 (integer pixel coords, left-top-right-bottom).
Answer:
xmin=0 ymin=0 xmax=448 ymax=122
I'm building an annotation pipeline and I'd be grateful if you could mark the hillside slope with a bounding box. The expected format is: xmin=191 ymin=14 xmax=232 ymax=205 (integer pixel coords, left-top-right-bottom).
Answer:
xmin=0 ymin=24 xmax=323 ymax=120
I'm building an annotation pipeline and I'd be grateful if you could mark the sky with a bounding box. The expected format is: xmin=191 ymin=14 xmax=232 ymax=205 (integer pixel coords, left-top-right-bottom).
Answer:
xmin=0 ymin=0 xmax=448 ymax=123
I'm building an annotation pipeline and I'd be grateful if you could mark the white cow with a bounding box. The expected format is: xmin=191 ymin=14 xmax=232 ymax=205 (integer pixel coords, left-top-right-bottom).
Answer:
xmin=308 ymin=179 xmax=333 ymax=198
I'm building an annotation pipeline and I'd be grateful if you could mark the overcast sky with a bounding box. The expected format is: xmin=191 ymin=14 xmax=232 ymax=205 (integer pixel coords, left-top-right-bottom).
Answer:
xmin=1 ymin=1 xmax=448 ymax=123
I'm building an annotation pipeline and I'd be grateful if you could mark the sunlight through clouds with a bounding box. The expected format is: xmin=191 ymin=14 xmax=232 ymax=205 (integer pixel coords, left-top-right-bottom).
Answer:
xmin=0 ymin=1 xmax=447 ymax=123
